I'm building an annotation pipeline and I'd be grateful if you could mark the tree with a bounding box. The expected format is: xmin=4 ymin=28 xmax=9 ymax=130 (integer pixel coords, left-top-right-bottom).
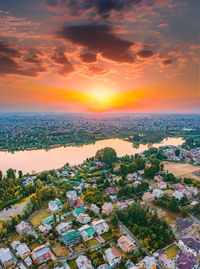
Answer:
xmin=18 ymin=170 xmax=23 ymax=179
xmin=144 ymin=166 xmax=157 ymax=179
xmin=120 ymin=164 xmax=129 ymax=177
xmin=169 ymin=197 xmax=179 ymax=212
xmin=36 ymin=188 xmax=41 ymax=207
xmin=175 ymin=149 xmax=180 ymax=156
xmin=102 ymin=147 xmax=117 ymax=166
xmin=6 ymin=168 xmax=16 ymax=179
xmin=110 ymin=213 xmax=118 ymax=227
xmin=0 ymin=170 xmax=2 ymax=181
xmin=135 ymin=158 xmax=146 ymax=170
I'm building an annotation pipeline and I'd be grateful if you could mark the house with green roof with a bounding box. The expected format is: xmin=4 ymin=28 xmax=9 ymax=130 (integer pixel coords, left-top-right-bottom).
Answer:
xmin=61 ymin=230 xmax=81 ymax=247
xmin=78 ymin=225 xmax=95 ymax=241
xmin=73 ymin=208 xmax=86 ymax=217
xmin=41 ymin=215 xmax=54 ymax=225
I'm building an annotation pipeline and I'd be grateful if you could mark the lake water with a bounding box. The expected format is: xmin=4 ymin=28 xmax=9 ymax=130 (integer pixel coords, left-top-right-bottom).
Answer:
xmin=0 ymin=198 xmax=29 ymax=219
xmin=0 ymin=137 xmax=184 ymax=174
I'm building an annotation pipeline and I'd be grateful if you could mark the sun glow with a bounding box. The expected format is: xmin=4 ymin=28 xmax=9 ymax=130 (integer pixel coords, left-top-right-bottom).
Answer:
xmin=87 ymin=89 xmax=115 ymax=111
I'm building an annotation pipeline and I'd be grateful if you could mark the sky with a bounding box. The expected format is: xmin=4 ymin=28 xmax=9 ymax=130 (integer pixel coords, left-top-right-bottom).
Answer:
xmin=0 ymin=0 xmax=199 ymax=113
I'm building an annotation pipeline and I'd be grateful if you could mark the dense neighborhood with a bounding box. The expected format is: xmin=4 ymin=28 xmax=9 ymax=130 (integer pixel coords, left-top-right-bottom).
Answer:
xmin=0 ymin=144 xmax=199 ymax=269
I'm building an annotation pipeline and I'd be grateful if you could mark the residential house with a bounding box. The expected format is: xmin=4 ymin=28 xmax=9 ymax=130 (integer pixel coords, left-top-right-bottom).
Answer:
xmin=77 ymin=213 xmax=91 ymax=224
xmin=78 ymin=225 xmax=95 ymax=241
xmin=11 ymin=241 xmax=30 ymax=259
xmin=48 ymin=198 xmax=62 ymax=212
xmin=117 ymin=201 xmax=128 ymax=210
xmin=67 ymin=190 xmax=77 ymax=207
xmin=186 ymin=187 xmax=198 ymax=197
xmin=60 ymin=171 xmax=69 ymax=178
xmin=133 ymin=181 xmax=141 ymax=188
xmin=56 ymin=222 xmax=72 ymax=235
xmin=142 ymin=192 xmax=154 ymax=202
xmin=178 ymin=236 xmax=200 ymax=257
xmin=61 ymin=230 xmax=81 ymax=247
xmin=105 ymin=187 xmax=117 ymax=195
xmin=31 ymin=245 xmax=53 ymax=264
xmin=118 ymin=236 xmax=137 ymax=253
xmin=15 ymin=221 xmax=35 ymax=237
xmin=176 ymin=218 xmax=194 ymax=234
xmin=152 ymin=189 xmax=164 ymax=199
xmin=73 ymin=208 xmax=86 ymax=218
xmin=137 ymin=256 xmax=157 ymax=269
xmin=41 ymin=215 xmax=55 ymax=225
xmin=91 ymin=204 xmax=100 ymax=214
xmin=173 ymin=191 xmax=184 ymax=201
xmin=0 ymin=248 xmax=15 ymax=268
xmin=76 ymin=255 xmax=94 ymax=269
xmin=38 ymin=224 xmax=52 ymax=236
xmin=176 ymin=251 xmax=195 ymax=269
xmin=154 ymin=175 xmax=163 ymax=182
xmin=127 ymin=173 xmax=137 ymax=182
xmin=126 ymin=199 xmax=135 ymax=206
xmin=174 ymin=183 xmax=185 ymax=191
xmin=158 ymin=181 xmax=167 ymax=189
xmin=102 ymin=202 xmax=114 ymax=215
xmin=105 ymin=247 xmax=121 ymax=267
xmin=92 ymin=219 xmax=109 ymax=235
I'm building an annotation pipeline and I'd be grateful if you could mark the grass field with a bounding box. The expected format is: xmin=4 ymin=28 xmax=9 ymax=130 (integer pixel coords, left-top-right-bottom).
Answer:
xmin=163 ymin=244 xmax=180 ymax=259
xmin=68 ymin=259 xmax=78 ymax=269
xmin=86 ymin=238 xmax=99 ymax=247
xmin=101 ymin=232 xmax=113 ymax=241
xmin=163 ymin=161 xmax=200 ymax=181
xmin=30 ymin=209 xmax=50 ymax=227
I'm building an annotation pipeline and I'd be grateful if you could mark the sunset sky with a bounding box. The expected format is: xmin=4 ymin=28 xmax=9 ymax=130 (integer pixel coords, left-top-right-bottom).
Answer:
xmin=0 ymin=0 xmax=199 ymax=113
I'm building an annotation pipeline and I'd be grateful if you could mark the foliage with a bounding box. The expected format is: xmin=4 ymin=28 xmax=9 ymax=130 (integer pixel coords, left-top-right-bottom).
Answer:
xmin=82 ymin=187 xmax=110 ymax=206
xmin=117 ymin=204 xmax=174 ymax=252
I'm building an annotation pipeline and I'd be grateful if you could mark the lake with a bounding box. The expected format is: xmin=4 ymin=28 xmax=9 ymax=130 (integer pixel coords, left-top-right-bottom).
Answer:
xmin=0 ymin=197 xmax=29 ymax=219
xmin=0 ymin=137 xmax=184 ymax=174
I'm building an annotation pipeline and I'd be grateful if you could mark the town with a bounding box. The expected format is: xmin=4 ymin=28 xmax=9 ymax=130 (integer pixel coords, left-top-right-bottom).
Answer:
xmin=0 ymin=142 xmax=199 ymax=269
xmin=0 ymin=114 xmax=199 ymax=152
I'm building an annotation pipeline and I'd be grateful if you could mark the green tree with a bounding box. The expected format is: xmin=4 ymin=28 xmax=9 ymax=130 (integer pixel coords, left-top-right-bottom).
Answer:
xmin=102 ymin=147 xmax=117 ymax=166
xmin=175 ymin=149 xmax=180 ymax=156
xmin=6 ymin=168 xmax=16 ymax=179
xmin=18 ymin=170 xmax=23 ymax=179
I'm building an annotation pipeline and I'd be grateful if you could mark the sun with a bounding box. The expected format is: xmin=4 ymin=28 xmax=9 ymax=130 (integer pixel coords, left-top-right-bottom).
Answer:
xmin=87 ymin=89 xmax=115 ymax=112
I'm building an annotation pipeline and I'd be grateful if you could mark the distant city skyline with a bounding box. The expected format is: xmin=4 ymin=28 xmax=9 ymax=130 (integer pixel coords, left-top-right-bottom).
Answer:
xmin=0 ymin=0 xmax=199 ymax=113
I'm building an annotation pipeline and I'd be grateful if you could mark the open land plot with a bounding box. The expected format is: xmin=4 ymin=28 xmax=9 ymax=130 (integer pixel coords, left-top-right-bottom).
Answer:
xmin=30 ymin=209 xmax=50 ymax=227
xmin=163 ymin=244 xmax=180 ymax=259
xmin=86 ymin=238 xmax=99 ymax=247
xmin=163 ymin=161 xmax=200 ymax=181
xmin=52 ymin=244 xmax=70 ymax=257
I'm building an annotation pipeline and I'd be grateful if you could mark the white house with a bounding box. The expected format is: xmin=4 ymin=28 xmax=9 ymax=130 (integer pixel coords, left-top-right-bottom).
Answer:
xmin=38 ymin=224 xmax=52 ymax=236
xmin=0 ymin=248 xmax=15 ymax=268
xmin=172 ymin=191 xmax=184 ymax=201
xmin=105 ymin=247 xmax=121 ymax=267
xmin=92 ymin=219 xmax=109 ymax=235
xmin=48 ymin=198 xmax=62 ymax=212
xmin=76 ymin=255 xmax=94 ymax=269
xmin=56 ymin=222 xmax=72 ymax=235
xmin=158 ymin=181 xmax=167 ymax=189
xmin=11 ymin=241 xmax=30 ymax=259
xmin=152 ymin=189 xmax=164 ymax=199
xmin=77 ymin=213 xmax=91 ymax=224
xmin=91 ymin=204 xmax=100 ymax=214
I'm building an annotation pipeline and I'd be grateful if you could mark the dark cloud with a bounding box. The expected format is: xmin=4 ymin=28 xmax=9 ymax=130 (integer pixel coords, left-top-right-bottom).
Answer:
xmin=58 ymin=24 xmax=134 ymax=63
xmin=0 ymin=55 xmax=45 ymax=77
xmin=80 ymin=52 xmax=97 ymax=63
xmin=137 ymin=49 xmax=153 ymax=58
xmin=88 ymin=65 xmax=106 ymax=76
xmin=0 ymin=41 xmax=22 ymax=58
xmin=162 ymin=58 xmax=173 ymax=65
xmin=51 ymin=49 xmax=74 ymax=75
xmin=24 ymin=54 xmax=43 ymax=65
xmin=46 ymin=0 xmax=142 ymax=19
